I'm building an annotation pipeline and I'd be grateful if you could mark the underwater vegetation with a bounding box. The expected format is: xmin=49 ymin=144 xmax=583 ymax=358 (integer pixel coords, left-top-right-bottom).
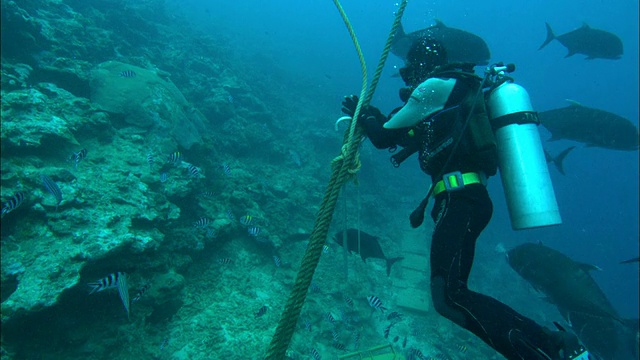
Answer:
xmin=0 ymin=0 xmax=350 ymax=358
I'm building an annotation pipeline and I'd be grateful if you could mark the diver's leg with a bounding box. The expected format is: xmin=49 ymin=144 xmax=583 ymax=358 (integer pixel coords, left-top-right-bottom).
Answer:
xmin=429 ymin=185 xmax=585 ymax=360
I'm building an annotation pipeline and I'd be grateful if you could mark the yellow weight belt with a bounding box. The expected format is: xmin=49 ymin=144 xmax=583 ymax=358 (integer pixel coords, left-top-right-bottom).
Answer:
xmin=433 ymin=171 xmax=485 ymax=196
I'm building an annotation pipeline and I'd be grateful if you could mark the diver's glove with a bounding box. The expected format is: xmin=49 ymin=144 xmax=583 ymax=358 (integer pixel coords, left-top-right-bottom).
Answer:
xmin=341 ymin=95 xmax=404 ymax=150
xmin=341 ymin=95 xmax=385 ymax=122
xmin=341 ymin=95 xmax=386 ymax=131
xmin=341 ymin=94 xmax=360 ymax=117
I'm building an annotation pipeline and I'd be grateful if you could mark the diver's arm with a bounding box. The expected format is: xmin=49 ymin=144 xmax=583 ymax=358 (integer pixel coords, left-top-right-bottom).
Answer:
xmin=359 ymin=107 xmax=407 ymax=149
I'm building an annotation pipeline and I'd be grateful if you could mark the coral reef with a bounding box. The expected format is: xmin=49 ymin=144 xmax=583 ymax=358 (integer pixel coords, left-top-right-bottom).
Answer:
xmin=89 ymin=60 xmax=204 ymax=149
xmin=0 ymin=0 xmax=338 ymax=358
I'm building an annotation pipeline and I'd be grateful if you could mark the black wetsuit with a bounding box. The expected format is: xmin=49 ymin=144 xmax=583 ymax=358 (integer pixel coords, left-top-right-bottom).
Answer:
xmin=360 ymin=73 xmax=566 ymax=360
xmin=428 ymin=183 xmax=561 ymax=359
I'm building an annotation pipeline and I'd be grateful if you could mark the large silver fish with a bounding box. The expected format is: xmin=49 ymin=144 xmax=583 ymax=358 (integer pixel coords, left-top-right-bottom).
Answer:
xmin=538 ymin=23 xmax=623 ymax=60
xmin=507 ymin=242 xmax=638 ymax=360
xmin=391 ymin=20 xmax=491 ymax=65
xmin=538 ymin=100 xmax=639 ymax=151
xmin=333 ymin=229 xmax=403 ymax=277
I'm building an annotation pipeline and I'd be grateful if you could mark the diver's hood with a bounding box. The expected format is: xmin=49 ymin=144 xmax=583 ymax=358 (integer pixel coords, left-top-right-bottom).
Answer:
xmin=384 ymin=77 xmax=456 ymax=129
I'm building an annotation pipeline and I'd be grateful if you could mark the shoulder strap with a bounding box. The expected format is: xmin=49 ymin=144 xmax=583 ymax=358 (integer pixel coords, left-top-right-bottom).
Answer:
xmin=428 ymin=62 xmax=483 ymax=85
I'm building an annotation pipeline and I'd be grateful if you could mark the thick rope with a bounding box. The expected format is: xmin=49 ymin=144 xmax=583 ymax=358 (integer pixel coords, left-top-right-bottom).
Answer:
xmin=264 ymin=1 xmax=408 ymax=358
xmin=361 ymin=1 xmax=408 ymax=106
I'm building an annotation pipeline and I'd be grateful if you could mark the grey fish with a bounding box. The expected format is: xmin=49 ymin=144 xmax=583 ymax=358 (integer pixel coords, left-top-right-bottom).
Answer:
xmin=334 ymin=229 xmax=403 ymax=276
xmin=538 ymin=100 xmax=639 ymax=150
xmin=538 ymin=23 xmax=623 ymax=60
xmin=391 ymin=20 xmax=491 ymax=65
xmin=41 ymin=174 xmax=62 ymax=211
xmin=507 ymin=242 xmax=620 ymax=322
xmin=255 ymin=305 xmax=267 ymax=318
xmin=507 ymin=242 xmax=638 ymax=360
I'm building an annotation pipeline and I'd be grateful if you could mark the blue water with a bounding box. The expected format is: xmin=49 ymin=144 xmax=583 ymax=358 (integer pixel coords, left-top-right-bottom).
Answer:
xmin=176 ymin=0 xmax=639 ymax=318
xmin=0 ymin=1 xmax=637 ymax=358
xmin=176 ymin=0 xmax=638 ymax=317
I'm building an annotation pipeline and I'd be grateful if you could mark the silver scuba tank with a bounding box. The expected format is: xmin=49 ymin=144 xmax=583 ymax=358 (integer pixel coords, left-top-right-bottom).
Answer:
xmin=485 ymin=65 xmax=561 ymax=230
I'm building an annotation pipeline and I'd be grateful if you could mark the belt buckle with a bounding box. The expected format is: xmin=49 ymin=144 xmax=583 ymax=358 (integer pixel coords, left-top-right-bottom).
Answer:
xmin=442 ymin=171 xmax=465 ymax=192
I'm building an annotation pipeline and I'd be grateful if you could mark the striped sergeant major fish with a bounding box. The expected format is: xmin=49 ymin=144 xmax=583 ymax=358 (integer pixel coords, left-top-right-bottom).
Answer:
xmin=384 ymin=323 xmax=393 ymax=339
xmin=222 ymin=163 xmax=231 ymax=176
xmin=331 ymin=329 xmax=339 ymax=342
xmin=146 ymin=152 xmax=154 ymax=170
xmin=88 ymin=272 xmax=123 ymax=294
xmin=387 ymin=311 xmax=403 ymax=323
xmin=119 ymin=70 xmax=136 ymax=78
xmin=88 ymin=272 xmax=130 ymax=319
xmin=167 ymin=151 xmax=182 ymax=163
xmin=69 ymin=148 xmax=88 ymax=168
xmin=310 ymin=348 xmax=321 ymax=360
xmin=1 ymin=192 xmax=25 ymax=217
xmin=193 ymin=217 xmax=211 ymax=228
xmin=132 ymin=283 xmax=151 ymax=303
xmin=324 ymin=312 xmax=336 ymax=324
xmin=239 ymin=215 xmax=254 ymax=226
xmin=367 ymin=295 xmax=386 ymax=312
xmin=343 ymin=294 xmax=354 ymax=307
xmin=187 ymin=164 xmax=200 ymax=177
xmin=247 ymin=226 xmax=261 ymax=236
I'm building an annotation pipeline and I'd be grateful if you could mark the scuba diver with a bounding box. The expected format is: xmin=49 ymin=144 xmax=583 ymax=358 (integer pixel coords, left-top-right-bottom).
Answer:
xmin=340 ymin=37 xmax=590 ymax=360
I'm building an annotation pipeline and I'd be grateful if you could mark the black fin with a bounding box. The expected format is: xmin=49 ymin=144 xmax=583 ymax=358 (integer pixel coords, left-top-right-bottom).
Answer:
xmin=395 ymin=21 xmax=406 ymax=38
xmin=386 ymin=257 xmax=404 ymax=277
xmin=538 ymin=22 xmax=556 ymax=50
xmin=554 ymin=146 xmax=576 ymax=175
xmin=619 ymin=257 xmax=639 ymax=264
xmin=548 ymin=146 xmax=576 ymax=175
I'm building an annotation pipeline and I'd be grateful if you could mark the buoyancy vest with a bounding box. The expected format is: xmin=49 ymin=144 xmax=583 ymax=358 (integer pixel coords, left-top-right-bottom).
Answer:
xmin=393 ymin=66 xmax=498 ymax=178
